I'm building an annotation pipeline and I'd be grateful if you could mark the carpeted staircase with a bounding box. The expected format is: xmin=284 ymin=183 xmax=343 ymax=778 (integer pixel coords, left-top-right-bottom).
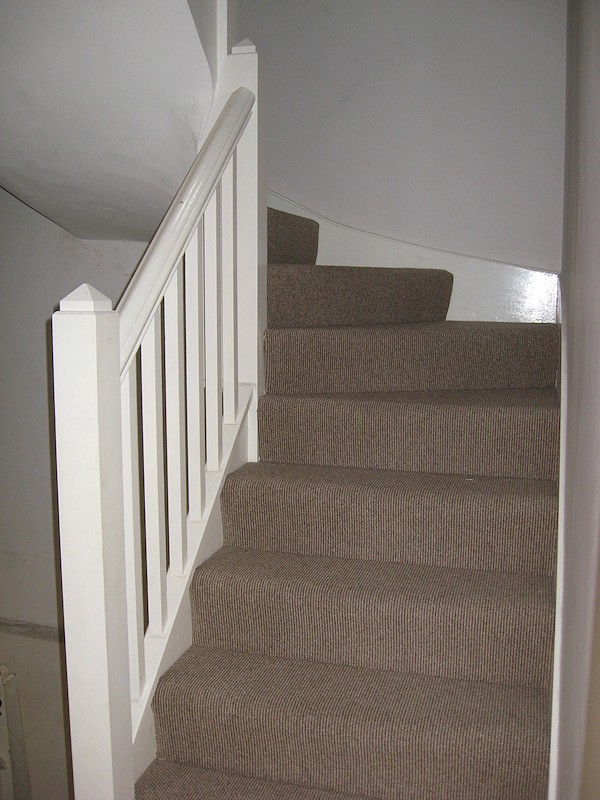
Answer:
xmin=136 ymin=209 xmax=559 ymax=799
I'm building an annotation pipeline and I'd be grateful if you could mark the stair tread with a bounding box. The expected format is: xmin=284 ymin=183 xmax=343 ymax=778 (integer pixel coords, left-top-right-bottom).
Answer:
xmin=137 ymin=759 xmax=367 ymax=800
xmin=265 ymin=321 xmax=559 ymax=394
xmin=154 ymin=645 xmax=550 ymax=799
xmin=191 ymin=547 xmax=553 ymax=685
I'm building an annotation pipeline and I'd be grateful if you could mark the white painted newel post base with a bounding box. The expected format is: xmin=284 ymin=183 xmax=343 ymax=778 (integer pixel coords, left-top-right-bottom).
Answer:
xmin=53 ymin=284 xmax=134 ymax=800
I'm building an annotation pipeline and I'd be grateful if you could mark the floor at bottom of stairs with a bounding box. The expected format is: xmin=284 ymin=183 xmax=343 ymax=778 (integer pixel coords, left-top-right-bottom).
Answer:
xmin=136 ymin=759 xmax=374 ymax=799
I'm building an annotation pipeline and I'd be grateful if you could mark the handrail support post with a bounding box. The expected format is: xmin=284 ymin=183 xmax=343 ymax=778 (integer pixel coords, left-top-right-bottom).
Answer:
xmin=53 ymin=284 xmax=134 ymax=800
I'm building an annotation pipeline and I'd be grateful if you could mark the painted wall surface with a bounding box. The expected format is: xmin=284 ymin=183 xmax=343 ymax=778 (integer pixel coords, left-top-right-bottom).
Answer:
xmin=0 ymin=0 xmax=213 ymax=241
xmin=239 ymin=0 xmax=566 ymax=271
xmin=0 ymin=188 xmax=146 ymax=629
xmin=188 ymin=0 xmax=218 ymax=82
xmin=553 ymin=1 xmax=600 ymax=798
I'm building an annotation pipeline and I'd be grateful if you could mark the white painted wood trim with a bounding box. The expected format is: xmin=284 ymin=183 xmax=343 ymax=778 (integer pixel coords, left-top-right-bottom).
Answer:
xmin=548 ymin=278 xmax=567 ymax=800
xmin=53 ymin=65 xmax=263 ymax=793
xmin=140 ymin=314 xmax=168 ymax=637
xmin=164 ymin=263 xmax=187 ymax=576
xmin=121 ymin=365 xmax=146 ymax=701
xmin=184 ymin=228 xmax=206 ymax=523
xmin=52 ymin=286 xmax=134 ymax=800
xmin=204 ymin=190 xmax=223 ymax=471
xmin=221 ymin=156 xmax=239 ymax=424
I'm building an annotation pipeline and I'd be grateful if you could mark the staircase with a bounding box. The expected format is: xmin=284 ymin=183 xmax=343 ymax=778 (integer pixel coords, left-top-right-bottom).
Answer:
xmin=136 ymin=210 xmax=559 ymax=799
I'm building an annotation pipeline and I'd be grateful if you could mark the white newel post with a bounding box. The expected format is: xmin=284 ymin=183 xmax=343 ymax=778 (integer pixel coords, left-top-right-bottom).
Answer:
xmin=52 ymin=284 xmax=134 ymax=800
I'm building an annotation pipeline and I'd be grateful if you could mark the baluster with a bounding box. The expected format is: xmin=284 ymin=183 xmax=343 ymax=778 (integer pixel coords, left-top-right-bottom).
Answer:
xmin=140 ymin=313 xmax=167 ymax=635
xmin=120 ymin=363 xmax=145 ymax=699
xmin=204 ymin=189 xmax=223 ymax=470
xmin=164 ymin=262 xmax=187 ymax=575
xmin=221 ymin=155 xmax=239 ymax=424
xmin=185 ymin=227 xmax=206 ymax=521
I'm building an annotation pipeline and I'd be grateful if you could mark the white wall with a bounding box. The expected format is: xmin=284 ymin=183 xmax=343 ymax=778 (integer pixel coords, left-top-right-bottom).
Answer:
xmin=553 ymin=1 xmax=600 ymax=798
xmin=239 ymin=0 xmax=566 ymax=271
xmin=0 ymin=0 xmax=213 ymax=241
xmin=188 ymin=0 xmax=219 ymax=81
xmin=0 ymin=188 xmax=146 ymax=630
xmin=187 ymin=0 xmax=241 ymax=93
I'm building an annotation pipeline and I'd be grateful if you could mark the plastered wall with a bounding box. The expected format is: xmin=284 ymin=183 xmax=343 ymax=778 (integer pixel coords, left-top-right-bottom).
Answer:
xmin=0 ymin=188 xmax=146 ymax=630
xmin=239 ymin=0 xmax=566 ymax=271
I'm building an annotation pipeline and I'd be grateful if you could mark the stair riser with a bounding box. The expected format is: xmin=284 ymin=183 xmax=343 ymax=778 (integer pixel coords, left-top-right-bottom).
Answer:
xmin=267 ymin=265 xmax=453 ymax=328
xmin=222 ymin=469 xmax=558 ymax=574
xmin=153 ymin=649 xmax=550 ymax=800
xmin=258 ymin=396 xmax=560 ymax=479
xmin=265 ymin=324 xmax=559 ymax=394
xmin=191 ymin=568 xmax=554 ymax=687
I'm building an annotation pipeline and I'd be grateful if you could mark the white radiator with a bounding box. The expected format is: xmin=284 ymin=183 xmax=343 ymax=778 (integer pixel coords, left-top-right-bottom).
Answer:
xmin=0 ymin=666 xmax=32 ymax=800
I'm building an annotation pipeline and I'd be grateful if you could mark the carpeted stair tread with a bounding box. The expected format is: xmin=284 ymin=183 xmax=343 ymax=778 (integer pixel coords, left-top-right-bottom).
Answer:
xmin=153 ymin=645 xmax=550 ymax=800
xmin=258 ymin=388 xmax=559 ymax=479
xmin=267 ymin=264 xmax=453 ymax=328
xmin=136 ymin=759 xmax=366 ymax=800
xmin=190 ymin=547 xmax=553 ymax=686
xmin=265 ymin=321 xmax=559 ymax=394
xmin=268 ymin=207 xmax=320 ymax=266
xmin=222 ymin=463 xmax=558 ymax=573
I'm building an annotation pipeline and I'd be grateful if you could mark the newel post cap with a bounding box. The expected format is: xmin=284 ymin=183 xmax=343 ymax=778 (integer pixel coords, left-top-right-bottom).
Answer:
xmin=59 ymin=284 xmax=113 ymax=312
xmin=232 ymin=38 xmax=257 ymax=54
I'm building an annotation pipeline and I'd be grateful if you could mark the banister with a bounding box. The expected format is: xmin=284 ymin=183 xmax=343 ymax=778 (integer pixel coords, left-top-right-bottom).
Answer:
xmin=118 ymin=86 xmax=255 ymax=375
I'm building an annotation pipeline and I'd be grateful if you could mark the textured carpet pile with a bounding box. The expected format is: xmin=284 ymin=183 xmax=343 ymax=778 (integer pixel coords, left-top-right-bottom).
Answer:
xmin=136 ymin=211 xmax=559 ymax=799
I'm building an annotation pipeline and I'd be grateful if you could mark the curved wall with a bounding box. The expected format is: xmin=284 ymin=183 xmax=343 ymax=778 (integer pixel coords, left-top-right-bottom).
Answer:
xmin=239 ymin=0 xmax=566 ymax=271
xmin=0 ymin=0 xmax=213 ymax=240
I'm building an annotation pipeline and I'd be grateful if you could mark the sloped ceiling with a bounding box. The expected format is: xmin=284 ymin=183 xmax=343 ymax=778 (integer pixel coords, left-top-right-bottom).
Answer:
xmin=0 ymin=0 xmax=213 ymax=240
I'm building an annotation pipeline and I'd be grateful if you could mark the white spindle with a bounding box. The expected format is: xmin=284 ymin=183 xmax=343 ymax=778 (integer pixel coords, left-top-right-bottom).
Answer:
xmin=52 ymin=285 xmax=134 ymax=800
xmin=140 ymin=313 xmax=167 ymax=635
xmin=184 ymin=227 xmax=206 ymax=521
xmin=204 ymin=189 xmax=223 ymax=470
xmin=121 ymin=364 xmax=146 ymax=700
xmin=221 ymin=156 xmax=239 ymax=424
xmin=164 ymin=263 xmax=187 ymax=575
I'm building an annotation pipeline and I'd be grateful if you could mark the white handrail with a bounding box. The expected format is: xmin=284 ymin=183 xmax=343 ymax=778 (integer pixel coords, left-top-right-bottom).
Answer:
xmin=118 ymin=87 xmax=255 ymax=375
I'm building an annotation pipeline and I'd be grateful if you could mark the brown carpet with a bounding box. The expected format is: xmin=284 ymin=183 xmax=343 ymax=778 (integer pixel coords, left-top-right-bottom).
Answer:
xmin=137 ymin=217 xmax=559 ymax=799
xmin=267 ymin=263 xmax=453 ymax=327
xmin=268 ymin=207 xmax=320 ymax=265
xmin=265 ymin=321 xmax=559 ymax=393
xmin=136 ymin=761 xmax=371 ymax=800
xmin=221 ymin=463 xmax=558 ymax=573
xmin=258 ymin=388 xmax=559 ymax=479
xmin=190 ymin=547 xmax=554 ymax=687
xmin=151 ymin=646 xmax=550 ymax=800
